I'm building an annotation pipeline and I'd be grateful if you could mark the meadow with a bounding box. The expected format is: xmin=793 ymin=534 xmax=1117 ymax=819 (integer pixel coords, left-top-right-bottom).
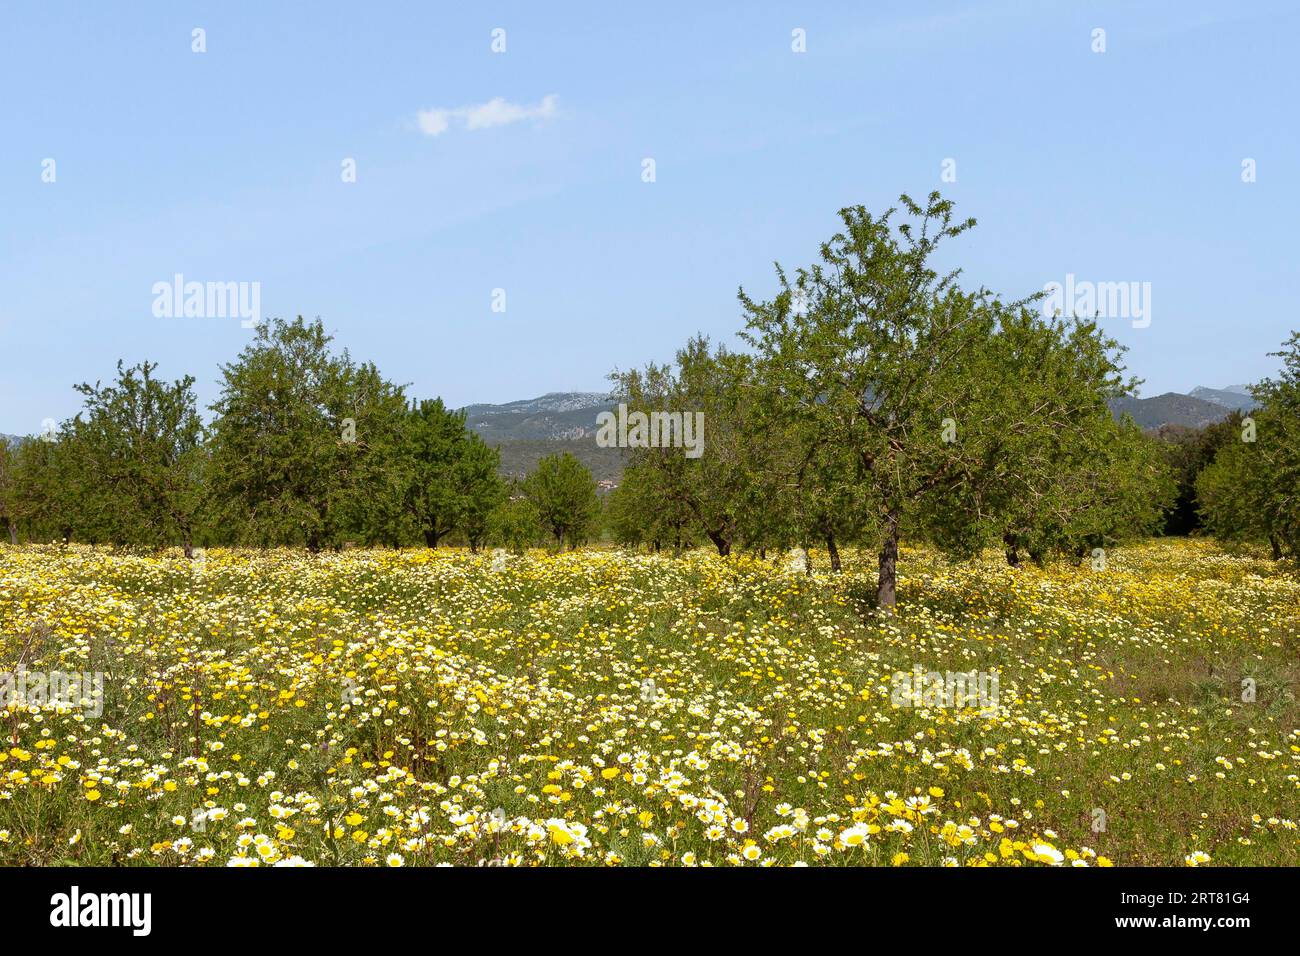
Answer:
xmin=0 ymin=539 xmax=1296 ymax=867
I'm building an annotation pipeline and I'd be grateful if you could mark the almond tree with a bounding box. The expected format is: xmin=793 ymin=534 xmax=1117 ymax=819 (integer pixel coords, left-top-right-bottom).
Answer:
xmin=398 ymin=398 xmax=504 ymax=549
xmin=522 ymin=452 xmax=600 ymax=549
xmin=604 ymin=461 xmax=696 ymax=551
xmin=458 ymin=437 xmax=506 ymax=552
xmin=740 ymin=193 xmax=1010 ymax=608
xmin=1198 ymin=331 xmax=1300 ymax=558
xmin=0 ymin=439 xmax=17 ymax=544
xmin=934 ymin=308 xmax=1170 ymax=566
xmin=487 ymin=489 xmax=543 ymax=553
xmin=611 ymin=337 xmax=777 ymax=557
xmin=207 ymin=316 xmax=407 ymax=549
xmin=65 ymin=361 xmax=206 ymax=553
xmin=743 ymin=196 xmax=1175 ymax=603
xmin=7 ymin=434 xmax=79 ymax=543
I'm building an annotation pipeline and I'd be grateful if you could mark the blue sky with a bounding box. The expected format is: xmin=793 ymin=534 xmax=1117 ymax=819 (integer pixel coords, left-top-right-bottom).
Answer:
xmin=2 ymin=0 xmax=1297 ymax=434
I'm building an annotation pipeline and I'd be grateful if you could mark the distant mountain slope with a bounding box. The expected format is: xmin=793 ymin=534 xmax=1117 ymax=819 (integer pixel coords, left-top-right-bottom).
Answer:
xmin=1188 ymin=385 xmax=1257 ymax=412
xmin=461 ymin=391 xmax=616 ymax=441
xmin=1108 ymin=392 xmax=1238 ymax=430
xmin=461 ymin=392 xmax=625 ymax=483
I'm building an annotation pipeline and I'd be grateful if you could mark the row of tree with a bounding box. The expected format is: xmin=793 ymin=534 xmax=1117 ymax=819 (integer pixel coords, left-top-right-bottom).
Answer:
xmin=607 ymin=194 xmax=1176 ymax=605
xmin=0 ymin=317 xmax=601 ymax=554
xmin=2 ymin=192 xmax=1293 ymax=608
xmin=1196 ymin=333 xmax=1300 ymax=559
xmin=605 ymin=196 xmax=1300 ymax=602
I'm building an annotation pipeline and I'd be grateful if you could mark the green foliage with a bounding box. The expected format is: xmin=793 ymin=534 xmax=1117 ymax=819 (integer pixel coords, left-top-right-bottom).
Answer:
xmin=1198 ymin=332 xmax=1300 ymax=559
xmin=0 ymin=439 xmax=18 ymax=543
xmin=957 ymin=310 xmax=1173 ymax=564
xmin=207 ymin=316 xmax=407 ymax=549
xmin=398 ymin=398 xmax=504 ymax=549
xmin=331 ymin=360 xmax=414 ymax=547
xmin=57 ymin=361 xmax=206 ymax=551
xmin=731 ymin=193 xmax=1176 ymax=599
xmin=593 ymin=195 xmax=1183 ymax=596
xmin=740 ymin=194 xmax=1024 ymax=604
xmin=487 ymin=492 xmax=544 ymax=553
xmin=456 ymin=436 xmax=507 ymax=552
xmin=521 ymin=453 xmax=599 ymax=548
xmin=7 ymin=432 xmax=87 ymax=543
xmin=611 ymin=338 xmax=781 ymax=556
xmin=604 ymin=461 xmax=696 ymax=551
xmin=1156 ymin=414 xmax=1243 ymax=536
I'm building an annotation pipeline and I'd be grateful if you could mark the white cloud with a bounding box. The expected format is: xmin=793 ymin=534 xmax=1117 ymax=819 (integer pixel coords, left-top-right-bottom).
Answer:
xmin=416 ymin=94 xmax=558 ymax=137
xmin=416 ymin=110 xmax=451 ymax=136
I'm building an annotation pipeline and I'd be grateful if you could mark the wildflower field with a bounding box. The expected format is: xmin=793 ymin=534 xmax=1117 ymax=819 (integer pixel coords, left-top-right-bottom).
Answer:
xmin=1 ymin=540 xmax=1297 ymax=867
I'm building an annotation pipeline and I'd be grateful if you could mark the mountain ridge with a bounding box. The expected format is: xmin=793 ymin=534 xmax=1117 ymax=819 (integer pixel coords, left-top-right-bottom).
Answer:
xmin=460 ymin=386 xmax=1258 ymax=440
xmin=1187 ymin=385 xmax=1256 ymax=412
xmin=461 ymin=391 xmax=617 ymax=442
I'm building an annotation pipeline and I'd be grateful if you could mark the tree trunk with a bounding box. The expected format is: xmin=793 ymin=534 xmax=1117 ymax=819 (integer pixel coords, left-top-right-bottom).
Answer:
xmin=424 ymin=529 xmax=440 ymax=548
xmin=6 ymin=520 xmax=16 ymax=545
xmin=876 ymin=508 xmax=900 ymax=610
xmin=183 ymin=536 xmax=194 ymax=560
xmin=1270 ymin=534 xmax=1282 ymax=561
xmin=1003 ymin=533 xmax=1020 ymax=568
xmin=826 ymin=535 xmax=841 ymax=573
xmin=706 ymin=530 xmax=731 ymax=557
